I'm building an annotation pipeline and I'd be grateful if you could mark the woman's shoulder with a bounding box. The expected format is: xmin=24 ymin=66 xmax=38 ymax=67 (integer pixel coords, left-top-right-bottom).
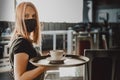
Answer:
xmin=9 ymin=37 xmax=32 ymax=54
xmin=17 ymin=37 xmax=28 ymax=42
xmin=12 ymin=37 xmax=30 ymax=46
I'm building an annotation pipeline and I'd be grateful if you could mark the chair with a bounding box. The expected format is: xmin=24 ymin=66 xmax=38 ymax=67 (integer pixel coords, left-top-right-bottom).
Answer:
xmin=78 ymin=36 xmax=93 ymax=55
xmin=41 ymin=30 xmax=73 ymax=54
xmin=4 ymin=44 xmax=9 ymax=58
xmin=0 ymin=44 xmax=11 ymax=72
xmin=84 ymin=49 xmax=120 ymax=80
xmin=74 ymin=32 xmax=93 ymax=56
xmin=41 ymin=30 xmax=74 ymax=79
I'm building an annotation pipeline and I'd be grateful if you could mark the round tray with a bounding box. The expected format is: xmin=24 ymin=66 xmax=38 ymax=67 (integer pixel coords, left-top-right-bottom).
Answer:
xmin=29 ymin=55 xmax=89 ymax=67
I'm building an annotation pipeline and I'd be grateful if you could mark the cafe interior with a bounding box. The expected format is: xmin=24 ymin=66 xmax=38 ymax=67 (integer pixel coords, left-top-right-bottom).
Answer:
xmin=0 ymin=0 xmax=120 ymax=80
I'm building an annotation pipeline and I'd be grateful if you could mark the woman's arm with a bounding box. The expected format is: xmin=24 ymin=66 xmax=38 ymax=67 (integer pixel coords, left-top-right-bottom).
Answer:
xmin=14 ymin=53 xmax=47 ymax=80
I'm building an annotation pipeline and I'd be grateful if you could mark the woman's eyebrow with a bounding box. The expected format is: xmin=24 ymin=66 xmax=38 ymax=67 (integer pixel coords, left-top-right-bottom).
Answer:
xmin=25 ymin=14 xmax=29 ymax=17
xmin=32 ymin=14 xmax=36 ymax=17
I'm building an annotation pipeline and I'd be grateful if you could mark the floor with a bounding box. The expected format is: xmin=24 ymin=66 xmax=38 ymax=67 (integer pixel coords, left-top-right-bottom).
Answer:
xmin=0 ymin=56 xmax=84 ymax=80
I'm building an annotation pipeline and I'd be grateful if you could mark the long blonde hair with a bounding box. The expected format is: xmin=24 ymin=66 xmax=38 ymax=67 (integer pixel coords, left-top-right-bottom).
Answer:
xmin=10 ymin=2 xmax=41 ymax=46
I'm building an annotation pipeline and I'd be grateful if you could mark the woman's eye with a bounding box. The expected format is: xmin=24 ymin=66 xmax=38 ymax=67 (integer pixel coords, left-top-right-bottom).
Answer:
xmin=25 ymin=14 xmax=29 ymax=18
xmin=32 ymin=14 xmax=36 ymax=18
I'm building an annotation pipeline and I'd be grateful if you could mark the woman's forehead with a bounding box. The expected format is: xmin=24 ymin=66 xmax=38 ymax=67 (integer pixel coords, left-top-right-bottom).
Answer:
xmin=25 ymin=6 xmax=35 ymax=13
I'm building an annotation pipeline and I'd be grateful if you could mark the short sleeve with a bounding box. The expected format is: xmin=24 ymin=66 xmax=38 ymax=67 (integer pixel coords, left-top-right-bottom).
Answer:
xmin=13 ymin=38 xmax=32 ymax=56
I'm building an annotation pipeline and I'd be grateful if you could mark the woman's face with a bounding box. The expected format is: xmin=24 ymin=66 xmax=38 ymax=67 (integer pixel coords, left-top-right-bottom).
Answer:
xmin=24 ymin=6 xmax=37 ymax=33
xmin=24 ymin=6 xmax=36 ymax=19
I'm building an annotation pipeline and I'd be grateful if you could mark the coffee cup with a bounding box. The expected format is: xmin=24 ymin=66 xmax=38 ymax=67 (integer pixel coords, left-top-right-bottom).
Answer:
xmin=50 ymin=50 xmax=65 ymax=60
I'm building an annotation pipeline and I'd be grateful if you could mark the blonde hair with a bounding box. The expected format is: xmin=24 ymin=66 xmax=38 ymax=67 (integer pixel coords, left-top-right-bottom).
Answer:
xmin=10 ymin=2 xmax=41 ymax=46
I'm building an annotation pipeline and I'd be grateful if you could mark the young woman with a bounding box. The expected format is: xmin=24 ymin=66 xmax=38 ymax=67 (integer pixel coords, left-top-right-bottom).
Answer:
xmin=9 ymin=2 xmax=47 ymax=80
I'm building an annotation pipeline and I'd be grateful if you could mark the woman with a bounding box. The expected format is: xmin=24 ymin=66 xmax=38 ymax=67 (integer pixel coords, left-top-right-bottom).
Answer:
xmin=9 ymin=2 xmax=47 ymax=80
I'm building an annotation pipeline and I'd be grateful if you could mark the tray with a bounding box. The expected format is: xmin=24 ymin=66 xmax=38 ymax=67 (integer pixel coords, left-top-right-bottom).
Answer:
xmin=29 ymin=55 xmax=89 ymax=67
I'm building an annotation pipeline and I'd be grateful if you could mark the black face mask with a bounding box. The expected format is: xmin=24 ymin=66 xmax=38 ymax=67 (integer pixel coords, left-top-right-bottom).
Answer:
xmin=24 ymin=19 xmax=37 ymax=32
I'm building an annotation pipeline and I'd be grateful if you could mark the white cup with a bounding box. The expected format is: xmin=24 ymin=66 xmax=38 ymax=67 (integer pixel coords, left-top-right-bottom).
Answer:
xmin=50 ymin=50 xmax=65 ymax=60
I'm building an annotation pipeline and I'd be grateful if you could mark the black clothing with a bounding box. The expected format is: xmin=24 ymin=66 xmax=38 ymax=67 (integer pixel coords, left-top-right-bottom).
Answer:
xmin=9 ymin=37 xmax=44 ymax=80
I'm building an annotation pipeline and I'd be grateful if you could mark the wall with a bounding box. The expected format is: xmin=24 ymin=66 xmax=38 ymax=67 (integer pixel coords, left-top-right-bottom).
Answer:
xmin=94 ymin=0 xmax=120 ymax=23
xmin=0 ymin=0 xmax=15 ymax=21
xmin=0 ymin=0 xmax=83 ymax=23
xmin=83 ymin=0 xmax=93 ymax=23
xmin=16 ymin=0 xmax=83 ymax=23
xmin=97 ymin=9 xmax=120 ymax=23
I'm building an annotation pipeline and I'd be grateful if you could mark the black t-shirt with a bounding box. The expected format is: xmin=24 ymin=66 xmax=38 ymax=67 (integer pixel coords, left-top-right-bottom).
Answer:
xmin=9 ymin=37 xmax=44 ymax=80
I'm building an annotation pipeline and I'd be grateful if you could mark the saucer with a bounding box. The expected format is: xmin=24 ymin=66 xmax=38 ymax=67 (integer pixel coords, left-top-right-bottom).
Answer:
xmin=47 ymin=57 xmax=66 ymax=61
xmin=46 ymin=57 xmax=66 ymax=64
